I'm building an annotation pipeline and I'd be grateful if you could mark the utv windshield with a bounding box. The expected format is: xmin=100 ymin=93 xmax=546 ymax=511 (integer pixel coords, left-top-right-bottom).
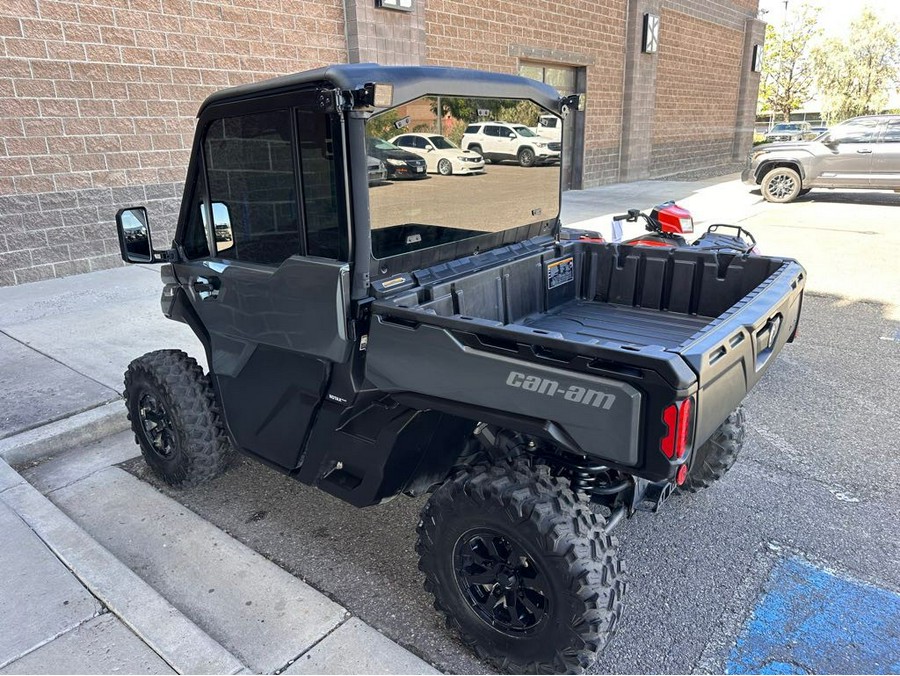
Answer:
xmin=366 ymin=95 xmax=561 ymax=260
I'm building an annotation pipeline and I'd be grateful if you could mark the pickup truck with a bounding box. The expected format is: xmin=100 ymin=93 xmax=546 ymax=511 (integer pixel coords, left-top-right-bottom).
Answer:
xmin=114 ymin=64 xmax=805 ymax=674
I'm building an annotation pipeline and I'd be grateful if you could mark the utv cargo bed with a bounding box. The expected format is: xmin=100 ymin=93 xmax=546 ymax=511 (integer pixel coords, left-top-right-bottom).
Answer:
xmin=520 ymin=300 xmax=711 ymax=349
xmin=366 ymin=241 xmax=805 ymax=477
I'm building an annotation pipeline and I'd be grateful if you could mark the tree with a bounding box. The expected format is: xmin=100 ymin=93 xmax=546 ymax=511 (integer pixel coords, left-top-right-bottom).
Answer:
xmin=758 ymin=3 xmax=822 ymax=122
xmin=813 ymin=8 xmax=900 ymax=123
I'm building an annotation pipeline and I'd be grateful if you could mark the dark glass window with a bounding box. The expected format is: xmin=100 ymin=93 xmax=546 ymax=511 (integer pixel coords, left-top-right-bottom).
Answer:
xmin=829 ymin=118 xmax=880 ymax=144
xmin=183 ymin=160 xmax=210 ymax=259
xmin=485 ymin=125 xmax=502 ymax=137
xmin=464 ymin=124 xmax=479 ymax=134
xmin=882 ymin=119 xmax=900 ymax=143
xmin=395 ymin=135 xmax=413 ymax=146
xmin=204 ymin=110 xmax=301 ymax=266
xmin=297 ymin=109 xmax=347 ymax=260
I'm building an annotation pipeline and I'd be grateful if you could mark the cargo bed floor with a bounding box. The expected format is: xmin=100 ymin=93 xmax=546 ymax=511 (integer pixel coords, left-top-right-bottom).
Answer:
xmin=520 ymin=299 xmax=711 ymax=349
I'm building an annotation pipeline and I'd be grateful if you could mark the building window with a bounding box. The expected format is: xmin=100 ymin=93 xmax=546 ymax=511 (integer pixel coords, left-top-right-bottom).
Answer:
xmin=376 ymin=0 xmax=413 ymax=11
xmin=752 ymin=45 xmax=763 ymax=72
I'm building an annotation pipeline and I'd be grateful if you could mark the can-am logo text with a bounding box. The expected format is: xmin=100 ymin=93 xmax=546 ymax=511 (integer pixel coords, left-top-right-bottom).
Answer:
xmin=505 ymin=371 xmax=616 ymax=410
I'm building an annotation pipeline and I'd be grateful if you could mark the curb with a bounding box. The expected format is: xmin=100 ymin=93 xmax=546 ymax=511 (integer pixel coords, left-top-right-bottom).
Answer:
xmin=0 ymin=401 xmax=129 ymax=468
xmin=0 ymin=458 xmax=245 ymax=675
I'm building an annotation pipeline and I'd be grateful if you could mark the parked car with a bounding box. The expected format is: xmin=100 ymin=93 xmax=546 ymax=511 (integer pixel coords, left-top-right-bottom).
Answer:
xmin=765 ymin=122 xmax=815 ymax=142
xmin=388 ymin=133 xmax=485 ymax=175
xmin=367 ymin=155 xmax=387 ymax=184
xmin=365 ymin=137 xmax=428 ymax=179
xmin=743 ymin=115 xmax=900 ymax=202
xmin=461 ymin=121 xmax=561 ymax=167
xmin=530 ymin=114 xmax=562 ymax=141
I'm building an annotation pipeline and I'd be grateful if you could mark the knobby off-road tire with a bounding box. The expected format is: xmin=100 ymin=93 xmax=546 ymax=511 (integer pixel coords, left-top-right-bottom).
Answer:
xmin=124 ymin=349 xmax=233 ymax=488
xmin=417 ymin=460 xmax=625 ymax=674
xmin=681 ymin=406 xmax=746 ymax=493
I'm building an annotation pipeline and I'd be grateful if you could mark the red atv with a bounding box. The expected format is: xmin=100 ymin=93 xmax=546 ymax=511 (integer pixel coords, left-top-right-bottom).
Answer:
xmin=564 ymin=201 xmax=759 ymax=254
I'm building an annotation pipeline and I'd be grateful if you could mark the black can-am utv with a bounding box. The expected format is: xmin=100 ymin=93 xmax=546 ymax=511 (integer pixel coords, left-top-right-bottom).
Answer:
xmin=116 ymin=64 xmax=805 ymax=674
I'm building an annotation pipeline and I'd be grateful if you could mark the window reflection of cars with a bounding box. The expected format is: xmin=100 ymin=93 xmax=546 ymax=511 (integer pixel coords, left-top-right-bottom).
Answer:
xmin=532 ymin=114 xmax=562 ymax=141
xmin=388 ymin=133 xmax=485 ymax=176
xmin=765 ymin=122 xmax=814 ymax=142
xmin=365 ymin=137 xmax=428 ymax=179
xmin=367 ymin=155 xmax=387 ymax=184
xmin=460 ymin=121 xmax=561 ymax=167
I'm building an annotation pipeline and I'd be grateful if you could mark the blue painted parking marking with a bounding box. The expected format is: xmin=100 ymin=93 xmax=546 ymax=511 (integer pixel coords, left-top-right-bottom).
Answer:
xmin=727 ymin=557 xmax=900 ymax=674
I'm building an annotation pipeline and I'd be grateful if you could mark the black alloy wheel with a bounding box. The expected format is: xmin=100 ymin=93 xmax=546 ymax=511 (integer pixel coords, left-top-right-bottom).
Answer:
xmin=138 ymin=392 xmax=176 ymax=459
xmin=453 ymin=528 xmax=549 ymax=635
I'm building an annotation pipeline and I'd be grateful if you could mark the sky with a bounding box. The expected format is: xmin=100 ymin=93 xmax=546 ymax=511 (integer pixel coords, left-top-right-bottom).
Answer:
xmin=758 ymin=0 xmax=900 ymax=35
xmin=757 ymin=0 xmax=900 ymax=109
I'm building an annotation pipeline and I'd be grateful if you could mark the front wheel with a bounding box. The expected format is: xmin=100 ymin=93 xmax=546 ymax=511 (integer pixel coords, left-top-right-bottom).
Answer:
xmin=437 ymin=158 xmax=453 ymax=176
xmin=761 ymin=167 xmax=802 ymax=203
xmin=681 ymin=407 xmax=746 ymax=492
xmin=518 ymin=147 xmax=536 ymax=168
xmin=417 ymin=461 xmax=624 ymax=673
xmin=124 ymin=350 xmax=233 ymax=488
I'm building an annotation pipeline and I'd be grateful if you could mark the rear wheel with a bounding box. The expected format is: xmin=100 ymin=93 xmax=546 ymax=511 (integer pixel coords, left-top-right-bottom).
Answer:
xmin=417 ymin=460 xmax=624 ymax=673
xmin=518 ymin=147 xmax=536 ymax=168
xmin=761 ymin=167 xmax=802 ymax=203
xmin=681 ymin=407 xmax=746 ymax=492
xmin=124 ymin=349 xmax=233 ymax=488
xmin=438 ymin=158 xmax=453 ymax=176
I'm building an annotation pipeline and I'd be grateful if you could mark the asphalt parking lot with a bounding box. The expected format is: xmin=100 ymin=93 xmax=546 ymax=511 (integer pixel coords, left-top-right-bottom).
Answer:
xmin=370 ymin=163 xmax=560 ymax=232
xmin=125 ymin=178 xmax=899 ymax=674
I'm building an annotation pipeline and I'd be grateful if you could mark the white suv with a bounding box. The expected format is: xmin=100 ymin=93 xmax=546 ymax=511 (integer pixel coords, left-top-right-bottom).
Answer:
xmin=461 ymin=122 xmax=561 ymax=167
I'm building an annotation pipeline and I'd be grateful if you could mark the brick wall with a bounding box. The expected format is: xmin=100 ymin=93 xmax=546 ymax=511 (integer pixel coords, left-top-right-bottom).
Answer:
xmin=424 ymin=0 xmax=629 ymax=188
xmin=649 ymin=8 xmax=745 ymax=176
xmin=0 ymin=0 xmax=345 ymax=286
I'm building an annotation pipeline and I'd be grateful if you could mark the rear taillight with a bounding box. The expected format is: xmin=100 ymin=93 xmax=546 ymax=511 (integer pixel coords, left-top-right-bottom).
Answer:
xmin=661 ymin=398 xmax=694 ymax=460
xmin=676 ymin=398 xmax=692 ymax=457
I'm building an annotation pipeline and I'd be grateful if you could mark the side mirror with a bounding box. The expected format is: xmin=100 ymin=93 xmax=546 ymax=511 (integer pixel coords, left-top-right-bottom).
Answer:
xmin=115 ymin=207 xmax=157 ymax=263
xmin=508 ymin=132 xmax=516 ymax=139
xmin=425 ymin=145 xmax=434 ymax=151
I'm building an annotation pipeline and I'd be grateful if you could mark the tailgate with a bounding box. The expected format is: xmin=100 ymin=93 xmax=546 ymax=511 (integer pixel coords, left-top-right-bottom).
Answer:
xmin=678 ymin=259 xmax=805 ymax=445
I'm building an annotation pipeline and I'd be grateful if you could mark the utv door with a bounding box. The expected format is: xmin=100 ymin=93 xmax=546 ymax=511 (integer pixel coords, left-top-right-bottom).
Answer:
xmin=174 ymin=93 xmax=352 ymax=470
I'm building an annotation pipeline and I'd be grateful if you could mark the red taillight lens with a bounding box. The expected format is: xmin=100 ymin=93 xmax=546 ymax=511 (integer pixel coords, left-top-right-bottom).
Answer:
xmin=676 ymin=397 xmax=693 ymax=458
xmin=661 ymin=398 xmax=694 ymax=460
xmin=661 ymin=404 xmax=677 ymax=458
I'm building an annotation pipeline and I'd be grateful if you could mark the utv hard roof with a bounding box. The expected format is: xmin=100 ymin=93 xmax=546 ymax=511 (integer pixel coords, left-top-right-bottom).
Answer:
xmin=197 ymin=63 xmax=563 ymax=116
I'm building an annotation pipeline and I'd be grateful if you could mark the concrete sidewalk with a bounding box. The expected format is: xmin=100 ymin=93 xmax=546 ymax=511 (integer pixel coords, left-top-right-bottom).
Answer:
xmin=0 ymin=267 xmax=438 ymax=672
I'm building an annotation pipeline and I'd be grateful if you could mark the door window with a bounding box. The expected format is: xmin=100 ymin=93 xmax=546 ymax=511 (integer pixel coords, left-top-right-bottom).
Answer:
xmin=881 ymin=119 xmax=900 ymax=143
xmin=297 ymin=109 xmax=348 ymax=260
xmin=204 ymin=110 xmax=301 ymax=266
xmin=829 ymin=119 xmax=880 ymax=144
xmin=182 ymin=159 xmax=211 ymax=259
xmin=485 ymin=125 xmax=503 ymax=137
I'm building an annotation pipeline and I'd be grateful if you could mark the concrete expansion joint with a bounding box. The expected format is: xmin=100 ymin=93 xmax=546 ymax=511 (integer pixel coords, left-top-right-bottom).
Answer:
xmin=272 ymin=613 xmax=353 ymax=675
xmin=0 ymin=327 xmax=121 ymax=402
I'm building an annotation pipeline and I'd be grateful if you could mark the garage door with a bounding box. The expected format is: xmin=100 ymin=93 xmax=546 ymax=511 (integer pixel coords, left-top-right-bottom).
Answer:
xmin=518 ymin=63 xmax=580 ymax=190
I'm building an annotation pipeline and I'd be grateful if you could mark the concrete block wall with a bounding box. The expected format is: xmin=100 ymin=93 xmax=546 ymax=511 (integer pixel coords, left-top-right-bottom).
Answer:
xmin=0 ymin=0 xmax=346 ymax=286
